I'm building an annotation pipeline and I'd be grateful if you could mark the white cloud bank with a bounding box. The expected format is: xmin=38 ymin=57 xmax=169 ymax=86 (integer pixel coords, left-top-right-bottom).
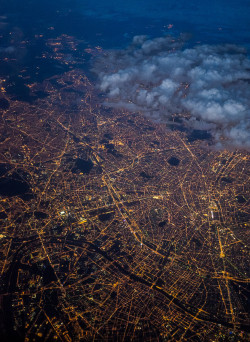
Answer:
xmin=94 ymin=35 xmax=250 ymax=149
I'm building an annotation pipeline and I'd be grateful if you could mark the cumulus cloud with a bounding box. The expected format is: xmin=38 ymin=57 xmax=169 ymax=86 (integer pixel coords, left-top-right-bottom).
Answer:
xmin=94 ymin=35 xmax=250 ymax=149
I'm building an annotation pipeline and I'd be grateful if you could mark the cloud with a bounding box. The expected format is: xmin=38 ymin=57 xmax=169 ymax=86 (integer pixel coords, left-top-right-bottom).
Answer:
xmin=0 ymin=46 xmax=15 ymax=53
xmin=94 ymin=36 xmax=250 ymax=149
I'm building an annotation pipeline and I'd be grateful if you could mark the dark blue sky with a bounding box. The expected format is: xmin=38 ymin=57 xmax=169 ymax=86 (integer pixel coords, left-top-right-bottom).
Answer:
xmin=1 ymin=0 xmax=249 ymax=49
xmin=79 ymin=0 xmax=250 ymax=48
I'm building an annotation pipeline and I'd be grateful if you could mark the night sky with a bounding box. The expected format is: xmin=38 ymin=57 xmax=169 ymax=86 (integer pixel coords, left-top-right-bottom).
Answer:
xmin=1 ymin=0 xmax=250 ymax=49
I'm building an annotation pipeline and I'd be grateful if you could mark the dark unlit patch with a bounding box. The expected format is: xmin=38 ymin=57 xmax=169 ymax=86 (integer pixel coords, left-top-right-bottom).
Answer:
xmin=0 ymin=98 xmax=10 ymax=110
xmin=187 ymin=129 xmax=212 ymax=142
xmin=167 ymin=156 xmax=180 ymax=166
xmin=236 ymin=195 xmax=246 ymax=204
xmin=72 ymin=158 xmax=94 ymax=174
xmin=0 ymin=172 xmax=32 ymax=199
xmin=99 ymin=212 xmax=114 ymax=222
